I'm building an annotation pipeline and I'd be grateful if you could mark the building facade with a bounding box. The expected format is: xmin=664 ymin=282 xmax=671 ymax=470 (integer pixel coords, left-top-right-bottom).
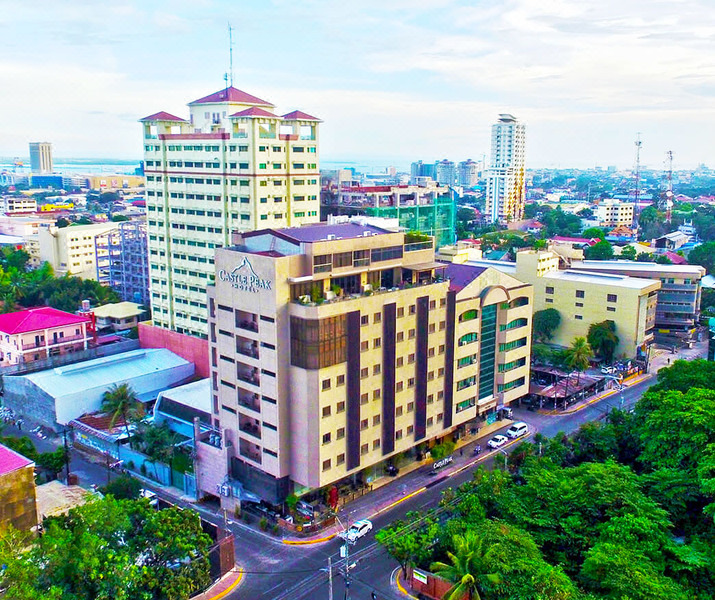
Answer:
xmin=0 ymin=444 xmax=37 ymax=531
xmin=95 ymin=220 xmax=150 ymax=305
xmin=435 ymin=160 xmax=456 ymax=186
xmin=202 ymin=223 xmax=532 ymax=505
xmin=485 ymin=114 xmax=526 ymax=223
xmin=596 ymin=200 xmax=634 ymax=228
xmin=29 ymin=142 xmax=53 ymax=174
xmin=572 ymin=260 xmax=706 ymax=345
xmin=457 ymin=159 xmax=480 ymax=188
xmin=141 ymin=86 xmax=322 ymax=337
xmin=410 ymin=161 xmax=436 ymax=184
xmin=39 ymin=222 xmax=119 ymax=279
xmin=0 ymin=307 xmax=92 ymax=367
xmin=325 ymin=183 xmax=456 ymax=248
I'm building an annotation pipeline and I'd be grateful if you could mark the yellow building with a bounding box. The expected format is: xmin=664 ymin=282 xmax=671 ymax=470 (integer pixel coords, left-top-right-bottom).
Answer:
xmin=200 ymin=222 xmax=532 ymax=506
xmin=141 ymin=86 xmax=321 ymax=338
xmin=86 ymin=175 xmax=145 ymax=191
xmin=39 ymin=222 xmax=119 ymax=279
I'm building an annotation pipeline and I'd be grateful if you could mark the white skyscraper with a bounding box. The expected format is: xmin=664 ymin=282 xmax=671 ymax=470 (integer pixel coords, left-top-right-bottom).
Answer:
xmin=485 ymin=114 xmax=526 ymax=223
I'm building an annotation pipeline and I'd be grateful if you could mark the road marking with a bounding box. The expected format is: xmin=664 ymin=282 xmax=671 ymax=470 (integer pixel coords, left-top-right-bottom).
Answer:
xmin=282 ymin=532 xmax=337 ymax=545
xmin=372 ymin=487 xmax=427 ymax=517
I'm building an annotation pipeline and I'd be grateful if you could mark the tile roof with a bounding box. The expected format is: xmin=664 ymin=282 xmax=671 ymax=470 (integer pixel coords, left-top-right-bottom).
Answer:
xmin=0 ymin=307 xmax=90 ymax=335
xmin=281 ymin=110 xmax=321 ymax=121
xmin=188 ymin=86 xmax=274 ymax=107
xmin=0 ymin=443 xmax=34 ymax=476
xmin=139 ymin=111 xmax=187 ymax=122
xmin=443 ymin=262 xmax=488 ymax=291
xmin=229 ymin=107 xmax=280 ymax=119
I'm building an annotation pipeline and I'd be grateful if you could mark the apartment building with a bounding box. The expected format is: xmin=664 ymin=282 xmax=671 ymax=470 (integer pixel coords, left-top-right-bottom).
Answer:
xmin=596 ymin=200 xmax=634 ymax=228
xmin=572 ymin=260 xmax=706 ymax=345
xmin=201 ymin=222 xmax=532 ymax=506
xmin=29 ymin=142 xmax=52 ymax=174
xmin=485 ymin=114 xmax=526 ymax=223
xmin=467 ymin=250 xmax=660 ymax=357
xmin=0 ymin=196 xmax=37 ymax=214
xmin=141 ymin=86 xmax=322 ymax=337
xmin=0 ymin=307 xmax=91 ymax=367
xmin=39 ymin=222 xmax=118 ymax=279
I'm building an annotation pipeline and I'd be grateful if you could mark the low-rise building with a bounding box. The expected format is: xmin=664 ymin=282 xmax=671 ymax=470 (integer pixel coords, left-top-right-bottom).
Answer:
xmin=39 ymin=222 xmax=119 ymax=279
xmin=596 ymin=199 xmax=634 ymax=228
xmin=0 ymin=443 xmax=37 ymax=531
xmin=92 ymin=302 xmax=146 ymax=333
xmin=2 ymin=348 xmax=195 ymax=431
xmin=0 ymin=307 xmax=92 ymax=367
xmin=572 ymin=260 xmax=706 ymax=345
xmin=200 ymin=222 xmax=532 ymax=507
xmin=0 ymin=196 xmax=37 ymax=214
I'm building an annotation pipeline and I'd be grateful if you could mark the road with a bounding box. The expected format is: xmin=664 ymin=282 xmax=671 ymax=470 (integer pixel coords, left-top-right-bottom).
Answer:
xmin=1 ymin=373 xmax=657 ymax=600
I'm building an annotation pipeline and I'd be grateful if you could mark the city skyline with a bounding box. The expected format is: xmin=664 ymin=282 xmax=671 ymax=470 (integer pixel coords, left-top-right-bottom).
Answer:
xmin=2 ymin=0 xmax=714 ymax=169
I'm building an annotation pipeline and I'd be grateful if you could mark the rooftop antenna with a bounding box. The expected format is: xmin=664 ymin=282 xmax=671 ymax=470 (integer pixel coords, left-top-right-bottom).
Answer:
xmin=228 ymin=22 xmax=234 ymax=88
xmin=665 ymin=150 xmax=674 ymax=224
xmin=632 ymin=133 xmax=642 ymax=231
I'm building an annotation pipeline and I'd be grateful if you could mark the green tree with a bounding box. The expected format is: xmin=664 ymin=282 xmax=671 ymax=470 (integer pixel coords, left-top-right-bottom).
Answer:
xmin=376 ymin=511 xmax=439 ymax=576
xmin=653 ymin=359 xmax=715 ymax=393
xmin=111 ymin=214 xmax=130 ymax=222
xmin=101 ymin=473 xmax=142 ymax=500
xmin=533 ymin=308 xmax=561 ymax=342
xmin=566 ymin=336 xmax=593 ymax=383
xmin=619 ymin=244 xmax=637 ymax=260
xmin=688 ymin=241 xmax=715 ymax=273
xmin=581 ymin=227 xmax=607 ymax=240
xmin=587 ymin=320 xmax=619 ymax=363
xmin=101 ymin=383 xmax=143 ymax=448
xmin=584 ymin=240 xmax=614 ymax=260
xmin=430 ymin=531 xmax=501 ymax=600
xmin=655 ymin=253 xmax=672 ymax=264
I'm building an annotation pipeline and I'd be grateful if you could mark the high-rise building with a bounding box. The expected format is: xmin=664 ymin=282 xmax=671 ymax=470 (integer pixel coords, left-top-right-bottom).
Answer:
xmin=410 ymin=160 xmax=436 ymax=184
xmin=197 ymin=222 xmax=532 ymax=506
xmin=435 ymin=160 xmax=456 ymax=186
xmin=95 ymin=221 xmax=150 ymax=306
xmin=140 ymin=86 xmax=322 ymax=337
xmin=29 ymin=142 xmax=53 ymax=174
xmin=457 ymin=159 xmax=480 ymax=188
xmin=485 ymin=114 xmax=526 ymax=223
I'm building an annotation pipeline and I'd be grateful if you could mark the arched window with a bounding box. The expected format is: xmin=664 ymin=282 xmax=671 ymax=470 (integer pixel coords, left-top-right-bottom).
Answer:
xmin=459 ymin=309 xmax=478 ymax=322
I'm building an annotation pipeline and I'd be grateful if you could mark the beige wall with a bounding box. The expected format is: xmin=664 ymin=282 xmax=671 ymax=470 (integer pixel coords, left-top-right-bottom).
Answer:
xmin=39 ymin=223 xmax=118 ymax=279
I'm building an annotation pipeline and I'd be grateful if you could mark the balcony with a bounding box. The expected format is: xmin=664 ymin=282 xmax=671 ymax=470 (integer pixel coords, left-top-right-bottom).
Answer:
xmin=235 ymin=310 xmax=258 ymax=333
xmin=404 ymin=241 xmax=433 ymax=252
xmin=239 ymin=416 xmax=261 ymax=440
xmin=236 ymin=337 xmax=259 ymax=359
xmin=239 ymin=439 xmax=262 ymax=464
xmin=237 ymin=367 xmax=260 ymax=386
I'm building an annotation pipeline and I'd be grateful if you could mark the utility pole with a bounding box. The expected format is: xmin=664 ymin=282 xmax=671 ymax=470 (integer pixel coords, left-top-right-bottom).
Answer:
xmin=343 ymin=530 xmax=351 ymax=600
xmin=62 ymin=428 xmax=71 ymax=483
xmin=632 ymin=133 xmax=642 ymax=230
xmin=665 ymin=150 xmax=674 ymax=224
xmin=328 ymin=556 xmax=333 ymax=600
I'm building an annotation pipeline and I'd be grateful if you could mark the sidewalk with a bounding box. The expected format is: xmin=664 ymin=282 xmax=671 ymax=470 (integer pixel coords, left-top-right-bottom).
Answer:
xmin=190 ymin=567 xmax=244 ymax=600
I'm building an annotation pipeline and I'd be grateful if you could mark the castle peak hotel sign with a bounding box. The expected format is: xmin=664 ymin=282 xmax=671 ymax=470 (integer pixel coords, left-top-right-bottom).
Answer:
xmin=218 ymin=258 xmax=271 ymax=293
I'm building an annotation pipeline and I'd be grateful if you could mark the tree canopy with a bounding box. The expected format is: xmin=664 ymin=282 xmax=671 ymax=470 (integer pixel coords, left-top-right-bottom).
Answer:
xmin=587 ymin=320 xmax=619 ymax=363
xmin=532 ymin=308 xmax=561 ymax=343
xmin=584 ymin=240 xmax=614 ymax=260
xmin=689 ymin=241 xmax=715 ymax=274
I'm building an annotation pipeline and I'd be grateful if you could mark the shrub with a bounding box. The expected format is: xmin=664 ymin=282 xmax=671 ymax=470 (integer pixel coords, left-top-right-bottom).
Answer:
xmin=259 ymin=517 xmax=268 ymax=531
xmin=272 ymin=524 xmax=280 ymax=536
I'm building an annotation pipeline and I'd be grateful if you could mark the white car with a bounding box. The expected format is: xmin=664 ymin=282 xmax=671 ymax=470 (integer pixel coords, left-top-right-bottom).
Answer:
xmin=139 ymin=489 xmax=159 ymax=508
xmin=505 ymin=422 xmax=529 ymax=439
xmin=601 ymin=365 xmax=617 ymax=374
xmin=487 ymin=434 xmax=509 ymax=449
xmin=339 ymin=519 xmax=373 ymax=543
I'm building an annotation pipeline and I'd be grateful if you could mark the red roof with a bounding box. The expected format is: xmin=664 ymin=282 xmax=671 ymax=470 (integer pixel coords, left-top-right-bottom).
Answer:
xmin=0 ymin=307 xmax=90 ymax=335
xmin=139 ymin=111 xmax=186 ymax=122
xmin=189 ymin=86 xmax=274 ymax=107
xmin=282 ymin=110 xmax=321 ymax=121
xmin=229 ymin=107 xmax=280 ymax=119
xmin=664 ymin=251 xmax=688 ymax=265
xmin=0 ymin=443 xmax=33 ymax=476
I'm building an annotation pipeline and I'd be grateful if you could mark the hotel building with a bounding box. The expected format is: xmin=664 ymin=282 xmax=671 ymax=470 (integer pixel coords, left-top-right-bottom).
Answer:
xmin=200 ymin=222 xmax=532 ymax=505
xmin=141 ymin=86 xmax=322 ymax=337
xmin=485 ymin=114 xmax=526 ymax=223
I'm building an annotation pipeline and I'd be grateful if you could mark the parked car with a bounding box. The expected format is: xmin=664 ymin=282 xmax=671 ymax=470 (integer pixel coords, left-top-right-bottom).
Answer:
xmin=487 ymin=434 xmax=509 ymax=449
xmin=339 ymin=519 xmax=373 ymax=543
xmin=139 ymin=489 xmax=159 ymax=508
xmin=505 ymin=422 xmax=529 ymax=439
xmin=601 ymin=365 xmax=617 ymax=374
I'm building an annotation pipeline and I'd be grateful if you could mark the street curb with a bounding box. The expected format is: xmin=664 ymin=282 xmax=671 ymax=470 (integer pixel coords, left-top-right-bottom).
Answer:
xmin=191 ymin=568 xmax=243 ymax=600
xmin=372 ymin=487 xmax=427 ymax=517
xmin=392 ymin=567 xmax=419 ymax=599
xmin=282 ymin=532 xmax=336 ymax=545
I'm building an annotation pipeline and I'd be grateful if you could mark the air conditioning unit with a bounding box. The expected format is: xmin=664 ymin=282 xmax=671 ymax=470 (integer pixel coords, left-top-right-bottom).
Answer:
xmin=325 ymin=290 xmax=336 ymax=301
xmin=363 ymin=284 xmax=372 ymax=293
xmin=326 ymin=234 xmax=337 ymax=240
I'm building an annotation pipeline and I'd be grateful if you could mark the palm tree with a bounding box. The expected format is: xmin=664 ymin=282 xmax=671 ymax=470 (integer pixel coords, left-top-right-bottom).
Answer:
xmin=566 ymin=337 xmax=593 ymax=385
xmin=430 ymin=532 xmax=501 ymax=600
xmin=100 ymin=383 xmax=144 ymax=448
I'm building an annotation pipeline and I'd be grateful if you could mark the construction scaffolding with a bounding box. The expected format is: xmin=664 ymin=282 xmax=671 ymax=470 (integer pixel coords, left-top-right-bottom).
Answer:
xmin=95 ymin=221 xmax=149 ymax=306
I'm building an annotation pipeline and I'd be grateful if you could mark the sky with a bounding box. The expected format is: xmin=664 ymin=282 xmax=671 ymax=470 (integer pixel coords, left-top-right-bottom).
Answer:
xmin=1 ymin=0 xmax=714 ymax=170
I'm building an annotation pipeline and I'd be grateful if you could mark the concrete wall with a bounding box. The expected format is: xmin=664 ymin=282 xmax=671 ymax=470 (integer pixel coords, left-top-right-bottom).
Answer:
xmin=0 ymin=464 xmax=38 ymax=531
xmin=3 ymin=377 xmax=57 ymax=431
xmin=139 ymin=323 xmax=209 ymax=378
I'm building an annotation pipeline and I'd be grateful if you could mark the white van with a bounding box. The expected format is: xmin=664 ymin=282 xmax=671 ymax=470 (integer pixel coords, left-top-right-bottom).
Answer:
xmin=505 ymin=422 xmax=529 ymax=439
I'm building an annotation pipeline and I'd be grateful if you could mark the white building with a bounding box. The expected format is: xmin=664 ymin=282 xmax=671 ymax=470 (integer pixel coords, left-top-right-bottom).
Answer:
xmin=457 ymin=159 xmax=480 ymax=188
xmin=141 ymin=86 xmax=322 ymax=337
xmin=435 ymin=160 xmax=456 ymax=186
xmin=485 ymin=114 xmax=526 ymax=223
xmin=596 ymin=200 xmax=634 ymax=228
xmin=29 ymin=142 xmax=53 ymax=174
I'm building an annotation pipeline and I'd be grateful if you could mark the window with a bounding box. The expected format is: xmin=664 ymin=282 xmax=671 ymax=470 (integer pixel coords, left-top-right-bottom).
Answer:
xmin=545 ymin=287 xmax=554 ymax=294
xmin=427 ymin=417 xmax=434 ymax=427
xmin=322 ymin=379 xmax=331 ymax=391
xmin=575 ymin=315 xmax=583 ymax=320
xmin=337 ymin=374 xmax=345 ymax=386
xmin=373 ymin=364 xmax=381 ymax=375
xmin=408 ymin=378 xmax=415 ymax=388
xmin=576 ymin=302 xmax=584 ymax=307
xmin=407 ymin=401 xmax=414 ymax=412
xmin=373 ymin=415 xmax=381 ymax=426
xmin=373 ymin=439 xmax=381 ymax=450
xmin=322 ymin=432 xmax=331 ymax=444
xmin=360 ymin=419 xmax=369 ymax=431
xmin=408 ymin=353 xmax=415 ymax=364
xmin=396 ymin=381 xmax=404 ymax=392
xmin=373 ymin=389 xmax=381 ymax=400
xmin=396 ymin=406 xmax=403 ymax=416
xmin=429 ymin=300 xmax=436 ymax=310
xmin=407 ymin=425 xmax=414 ymax=435
xmin=360 ymin=367 xmax=369 ymax=378
xmin=361 ymin=443 xmax=369 ymax=455
xmin=373 ymin=338 xmax=382 ymax=349
xmin=361 ymin=315 xmax=369 ymax=326
xmin=360 ymin=393 xmax=368 ymax=405
xmin=322 ymin=406 xmax=331 ymax=417
xmin=607 ymin=306 xmax=616 ymax=312
xmin=397 ymin=307 xmax=405 ymax=318
xmin=337 ymin=401 xmax=345 ymax=413
xmin=396 ymin=357 xmax=404 ymax=367
xmin=396 ymin=332 xmax=404 ymax=342
xmin=607 ymin=294 xmax=617 ymax=302
xmin=409 ymin=304 xmax=416 ymax=315
xmin=499 ymin=337 xmax=527 ymax=352
xmin=322 ymin=459 xmax=331 ymax=471
xmin=337 ymin=427 xmax=345 ymax=439
xmin=409 ymin=329 xmax=416 ymax=339
xmin=337 ymin=453 xmax=345 ymax=465
xmin=374 ymin=312 xmax=382 ymax=324
xmin=360 ymin=341 xmax=369 ymax=352
xmin=459 ymin=309 xmax=478 ymax=322
xmin=576 ymin=290 xmax=585 ymax=298
xmin=395 ymin=430 xmax=403 ymax=440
